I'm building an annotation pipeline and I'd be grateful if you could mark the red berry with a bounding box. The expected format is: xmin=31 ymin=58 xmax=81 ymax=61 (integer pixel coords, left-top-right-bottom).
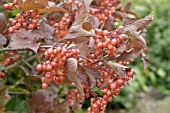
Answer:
xmin=36 ymin=64 xmax=42 ymax=71
xmin=42 ymin=83 xmax=48 ymax=89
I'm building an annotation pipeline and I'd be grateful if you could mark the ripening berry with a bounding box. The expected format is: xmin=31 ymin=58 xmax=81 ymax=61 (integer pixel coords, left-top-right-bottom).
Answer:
xmin=8 ymin=3 xmax=14 ymax=10
xmin=8 ymin=27 xmax=14 ymax=33
xmin=16 ymin=13 xmax=22 ymax=19
xmin=3 ymin=4 xmax=8 ymax=10
xmin=46 ymin=64 xmax=53 ymax=71
xmin=36 ymin=64 xmax=42 ymax=71
xmin=116 ymin=79 xmax=124 ymax=86
xmin=42 ymin=83 xmax=48 ymax=89
xmin=0 ymin=71 xmax=5 ymax=78
xmin=47 ymin=48 xmax=53 ymax=55
xmin=28 ymin=24 xmax=35 ymax=30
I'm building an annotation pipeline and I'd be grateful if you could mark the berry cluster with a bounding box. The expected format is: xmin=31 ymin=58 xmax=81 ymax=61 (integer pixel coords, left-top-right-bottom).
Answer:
xmin=2 ymin=0 xmax=18 ymax=10
xmin=2 ymin=52 xmax=20 ymax=67
xmin=87 ymin=68 xmax=134 ymax=113
xmin=94 ymin=29 xmax=124 ymax=57
xmin=90 ymin=0 xmax=118 ymax=26
xmin=7 ymin=11 xmax=40 ymax=33
xmin=54 ymin=13 xmax=70 ymax=38
xmin=36 ymin=46 xmax=80 ymax=89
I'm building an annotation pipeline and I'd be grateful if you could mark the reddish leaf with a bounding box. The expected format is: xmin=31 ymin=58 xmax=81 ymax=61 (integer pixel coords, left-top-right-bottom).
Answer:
xmin=33 ymin=22 xmax=55 ymax=40
xmin=76 ymin=40 xmax=90 ymax=57
xmin=8 ymin=29 xmax=40 ymax=53
xmin=83 ymin=65 xmax=102 ymax=88
xmin=0 ymin=13 xmax=7 ymax=33
xmin=27 ymin=90 xmax=54 ymax=113
xmin=142 ymin=58 xmax=150 ymax=70
xmin=122 ymin=16 xmax=141 ymax=26
xmin=89 ymin=16 xmax=100 ymax=29
xmin=60 ymin=3 xmax=96 ymax=43
xmin=102 ymin=15 xmax=114 ymax=30
xmin=66 ymin=58 xmax=84 ymax=101
xmin=119 ymin=12 xmax=154 ymax=37
xmin=18 ymin=0 xmax=45 ymax=11
xmin=124 ymin=2 xmax=132 ymax=11
xmin=105 ymin=61 xmax=128 ymax=78
xmin=0 ymin=34 xmax=7 ymax=46
xmin=38 ymin=6 xmax=67 ymax=14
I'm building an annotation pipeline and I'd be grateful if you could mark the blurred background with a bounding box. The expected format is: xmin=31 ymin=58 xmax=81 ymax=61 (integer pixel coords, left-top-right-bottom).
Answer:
xmin=0 ymin=0 xmax=170 ymax=113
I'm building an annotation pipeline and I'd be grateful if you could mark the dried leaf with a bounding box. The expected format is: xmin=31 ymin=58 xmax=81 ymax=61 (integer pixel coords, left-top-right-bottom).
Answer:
xmin=8 ymin=29 xmax=40 ymax=53
xmin=103 ymin=15 xmax=114 ymax=30
xmin=0 ymin=86 xmax=7 ymax=112
xmin=142 ymin=58 xmax=150 ymax=70
xmin=119 ymin=12 xmax=154 ymax=38
xmin=38 ymin=6 xmax=67 ymax=14
xmin=0 ymin=34 xmax=7 ymax=46
xmin=76 ymin=40 xmax=90 ymax=57
xmin=33 ymin=22 xmax=55 ymax=39
xmin=106 ymin=61 xmax=128 ymax=78
xmin=27 ymin=90 xmax=54 ymax=113
xmin=83 ymin=65 xmax=102 ymax=79
xmin=122 ymin=16 xmax=141 ymax=26
xmin=60 ymin=3 xmax=96 ymax=43
xmin=0 ymin=13 xmax=7 ymax=33
xmin=66 ymin=58 xmax=84 ymax=101
xmin=124 ymin=2 xmax=132 ymax=11
xmin=89 ymin=16 xmax=100 ymax=29
xmin=83 ymin=65 xmax=102 ymax=88
xmin=18 ymin=0 xmax=45 ymax=11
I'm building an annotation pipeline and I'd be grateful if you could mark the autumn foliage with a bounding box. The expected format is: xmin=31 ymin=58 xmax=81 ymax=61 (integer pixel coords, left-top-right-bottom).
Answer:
xmin=0 ymin=0 xmax=153 ymax=113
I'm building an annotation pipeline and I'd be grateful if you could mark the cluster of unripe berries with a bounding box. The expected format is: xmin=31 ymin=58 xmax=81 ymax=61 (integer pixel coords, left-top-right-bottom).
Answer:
xmin=36 ymin=46 xmax=80 ymax=89
xmin=7 ymin=11 xmax=40 ymax=33
xmin=54 ymin=13 xmax=70 ymax=38
xmin=94 ymin=29 xmax=124 ymax=57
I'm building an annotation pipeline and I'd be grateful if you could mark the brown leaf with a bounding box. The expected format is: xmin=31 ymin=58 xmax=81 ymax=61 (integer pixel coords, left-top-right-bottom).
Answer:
xmin=83 ymin=65 xmax=102 ymax=88
xmin=0 ymin=34 xmax=7 ymax=46
xmin=18 ymin=0 xmax=45 ymax=11
xmin=76 ymin=39 xmax=90 ymax=57
xmin=84 ymin=0 xmax=93 ymax=7
xmin=119 ymin=12 xmax=154 ymax=38
xmin=124 ymin=2 xmax=132 ymax=11
xmin=122 ymin=16 xmax=141 ymax=26
xmin=60 ymin=3 xmax=96 ymax=43
xmin=33 ymin=22 xmax=55 ymax=39
xmin=8 ymin=29 xmax=40 ymax=53
xmin=66 ymin=58 xmax=84 ymax=101
xmin=103 ymin=15 xmax=114 ymax=30
xmin=89 ymin=16 xmax=100 ymax=29
xmin=35 ymin=0 xmax=48 ymax=7
xmin=142 ymin=58 xmax=150 ymax=70
xmin=27 ymin=90 xmax=54 ymax=113
xmin=38 ymin=6 xmax=67 ymax=14
xmin=0 ymin=13 xmax=7 ymax=33
xmin=105 ymin=61 xmax=128 ymax=78
xmin=83 ymin=65 xmax=102 ymax=79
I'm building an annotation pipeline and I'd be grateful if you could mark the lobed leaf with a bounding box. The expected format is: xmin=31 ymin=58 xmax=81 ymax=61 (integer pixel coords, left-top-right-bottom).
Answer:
xmin=66 ymin=58 xmax=84 ymax=101
xmin=8 ymin=29 xmax=40 ymax=53
xmin=60 ymin=2 xmax=96 ymax=43
xmin=105 ymin=61 xmax=128 ymax=78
